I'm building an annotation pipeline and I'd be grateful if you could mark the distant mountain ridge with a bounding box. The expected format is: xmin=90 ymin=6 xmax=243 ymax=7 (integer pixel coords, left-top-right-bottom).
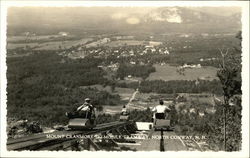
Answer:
xmin=7 ymin=7 xmax=241 ymax=35
xmin=145 ymin=7 xmax=236 ymax=23
xmin=140 ymin=7 xmax=241 ymax=33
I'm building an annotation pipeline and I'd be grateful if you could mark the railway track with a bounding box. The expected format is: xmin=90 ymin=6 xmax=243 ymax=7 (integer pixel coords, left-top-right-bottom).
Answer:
xmin=7 ymin=121 xmax=132 ymax=151
xmin=179 ymin=137 xmax=203 ymax=151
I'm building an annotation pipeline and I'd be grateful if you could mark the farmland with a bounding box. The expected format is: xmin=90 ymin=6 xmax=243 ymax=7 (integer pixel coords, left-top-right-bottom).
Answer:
xmin=79 ymin=84 xmax=137 ymax=114
xmin=7 ymin=35 xmax=93 ymax=50
xmin=147 ymin=64 xmax=218 ymax=81
xmin=80 ymin=84 xmax=135 ymax=101
xmin=34 ymin=38 xmax=93 ymax=50
xmin=103 ymin=40 xmax=147 ymax=47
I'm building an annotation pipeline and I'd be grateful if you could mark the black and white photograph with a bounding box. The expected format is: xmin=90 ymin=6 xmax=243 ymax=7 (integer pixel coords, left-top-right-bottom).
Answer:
xmin=0 ymin=1 xmax=249 ymax=158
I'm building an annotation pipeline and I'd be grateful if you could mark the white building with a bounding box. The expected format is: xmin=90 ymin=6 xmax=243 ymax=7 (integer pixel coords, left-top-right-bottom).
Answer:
xmin=58 ymin=32 xmax=68 ymax=36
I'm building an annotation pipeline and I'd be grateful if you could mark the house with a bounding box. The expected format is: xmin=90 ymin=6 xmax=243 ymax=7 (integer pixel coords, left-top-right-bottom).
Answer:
xmin=199 ymin=112 xmax=205 ymax=117
xmin=189 ymin=108 xmax=196 ymax=114
xmin=114 ymin=36 xmax=134 ymax=40
xmin=164 ymin=50 xmax=170 ymax=54
xmin=107 ymin=63 xmax=119 ymax=71
xmin=181 ymin=64 xmax=201 ymax=69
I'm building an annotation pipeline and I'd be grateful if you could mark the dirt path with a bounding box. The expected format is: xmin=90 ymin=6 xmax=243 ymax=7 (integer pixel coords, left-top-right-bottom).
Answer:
xmin=126 ymin=89 xmax=139 ymax=109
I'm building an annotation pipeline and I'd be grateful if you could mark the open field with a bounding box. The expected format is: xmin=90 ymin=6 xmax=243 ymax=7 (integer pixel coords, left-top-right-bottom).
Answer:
xmin=147 ymin=64 xmax=218 ymax=81
xmin=7 ymin=42 xmax=39 ymax=49
xmin=80 ymin=84 xmax=145 ymax=114
xmin=34 ymin=38 xmax=93 ymax=50
xmin=178 ymin=93 xmax=224 ymax=105
xmin=80 ymin=84 xmax=135 ymax=101
xmin=103 ymin=40 xmax=145 ymax=47
xmin=103 ymin=40 xmax=163 ymax=47
xmin=7 ymin=35 xmax=58 ymax=42
xmin=7 ymin=36 xmax=93 ymax=50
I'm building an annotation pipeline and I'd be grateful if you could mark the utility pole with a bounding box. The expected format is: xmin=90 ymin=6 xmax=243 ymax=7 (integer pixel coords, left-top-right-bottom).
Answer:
xmin=223 ymin=105 xmax=226 ymax=151
xmin=218 ymin=47 xmax=229 ymax=151
xmin=160 ymin=128 xmax=165 ymax=151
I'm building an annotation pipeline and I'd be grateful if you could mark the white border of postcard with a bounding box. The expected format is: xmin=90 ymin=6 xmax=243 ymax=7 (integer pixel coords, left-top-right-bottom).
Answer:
xmin=0 ymin=1 xmax=249 ymax=158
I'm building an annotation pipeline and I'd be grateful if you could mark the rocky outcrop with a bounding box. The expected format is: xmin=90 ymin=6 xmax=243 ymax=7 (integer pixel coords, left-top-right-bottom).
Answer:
xmin=7 ymin=119 xmax=43 ymax=138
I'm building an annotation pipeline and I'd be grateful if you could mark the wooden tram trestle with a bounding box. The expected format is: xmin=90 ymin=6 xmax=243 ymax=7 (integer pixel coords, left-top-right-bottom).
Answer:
xmin=7 ymin=121 xmax=136 ymax=151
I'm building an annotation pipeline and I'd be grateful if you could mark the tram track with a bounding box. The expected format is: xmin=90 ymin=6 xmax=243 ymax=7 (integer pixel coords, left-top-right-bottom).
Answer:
xmin=179 ymin=137 xmax=203 ymax=151
xmin=7 ymin=121 xmax=131 ymax=150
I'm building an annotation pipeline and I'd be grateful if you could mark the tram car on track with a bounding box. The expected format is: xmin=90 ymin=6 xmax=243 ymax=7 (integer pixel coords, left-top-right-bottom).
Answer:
xmin=153 ymin=113 xmax=173 ymax=131
xmin=66 ymin=111 xmax=96 ymax=130
xmin=119 ymin=105 xmax=129 ymax=121
xmin=119 ymin=113 xmax=129 ymax=121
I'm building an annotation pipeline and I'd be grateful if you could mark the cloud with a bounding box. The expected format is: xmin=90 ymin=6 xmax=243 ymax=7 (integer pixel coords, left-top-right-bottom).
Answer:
xmin=111 ymin=13 xmax=140 ymax=25
xmin=111 ymin=13 xmax=128 ymax=20
xmin=148 ymin=7 xmax=182 ymax=23
xmin=167 ymin=15 xmax=182 ymax=23
xmin=126 ymin=17 xmax=140 ymax=25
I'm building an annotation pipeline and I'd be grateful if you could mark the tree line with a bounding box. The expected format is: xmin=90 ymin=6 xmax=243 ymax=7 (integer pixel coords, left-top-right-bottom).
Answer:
xmin=139 ymin=79 xmax=223 ymax=94
xmin=116 ymin=63 xmax=156 ymax=80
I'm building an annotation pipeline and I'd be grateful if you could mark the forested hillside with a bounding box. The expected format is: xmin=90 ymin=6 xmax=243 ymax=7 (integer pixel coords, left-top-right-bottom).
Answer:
xmin=7 ymin=52 xmax=121 ymax=125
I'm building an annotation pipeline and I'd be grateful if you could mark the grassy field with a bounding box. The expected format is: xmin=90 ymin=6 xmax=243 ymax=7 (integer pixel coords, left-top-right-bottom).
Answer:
xmin=178 ymin=93 xmax=224 ymax=104
xmin=80 ymin=84 xmax=135 ymax=101
xmin=80 ymin=84 xmax=152 ymax=114
xmin=7 ymin=42 xmax=38 ymax=49
xmin=7 ymin=36 xmax=93 ymax=50
xmin=147 ymin=64 xmax=218 ymax=81
xmin=104 ymin=40 xmax=145 ymax=47
xmin=80 ymin=85 xmax=136 ymax=114
xmin=7 ymin=35 xmax=55 ymax=42
xmin=34 ymin=38 xmax=92 ymax=50
xmin=103 ymin=92 xmax=158 ymax=114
